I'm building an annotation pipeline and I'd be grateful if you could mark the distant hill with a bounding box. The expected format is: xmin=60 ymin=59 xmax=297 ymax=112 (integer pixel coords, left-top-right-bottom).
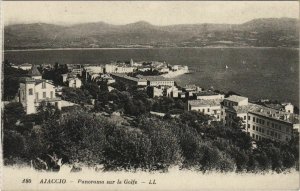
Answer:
xmin=4 ymin=18 xmax=299 ymax=49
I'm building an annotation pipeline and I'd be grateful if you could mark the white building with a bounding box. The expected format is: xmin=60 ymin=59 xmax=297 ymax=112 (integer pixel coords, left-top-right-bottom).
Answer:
xmin=105 ymin=64 xmax=135 ymax=74
xmin=137 ymin=75 xmax=175 ymax=87
xmin=68 ymin=77 xmax=82 ymax=88
xmin=62 ymin=73 xmax=82 ymax=88
xmin=12 ymin=63 xmax=32 ymax=70
xmin=188 ymin=99 xmax=224 ymax=121
xmin=224 ymin=95 xmax=299 ymax=142
xmin=19 ymin=66 xmax=61 ymax=114
xmin=85 ymin=65 xmax=104 ymax=74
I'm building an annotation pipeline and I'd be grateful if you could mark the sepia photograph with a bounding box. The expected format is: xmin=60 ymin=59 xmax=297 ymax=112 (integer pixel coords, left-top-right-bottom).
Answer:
xmin=1 ymin=1 xmax=299 ymax=190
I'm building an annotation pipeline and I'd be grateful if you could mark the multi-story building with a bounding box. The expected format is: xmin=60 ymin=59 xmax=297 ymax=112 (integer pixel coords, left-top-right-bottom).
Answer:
xmin=224 ymin=95 xmax=299 ymax=142
xmin=187 ymin=99 xmax=224 ymax=121
xmin=148 ymin=86 xmax=180 ymax=98
xmin=61 ymin=74 xmax=82 ymax=88
xmin=84 ymin=65 xmax=104 ymax=74
xmin=68 ymin=77 xmax=82 ymax=88
xmin=137 ymin=75 xmax=175 ymax=87
xmin=104 ymin=64 xmax=135 ymax=74
xmin=19 ymin=66 xmax=61 ymax=114
xmin=70 ymin=65 xmax=84 ymax=76
xmin=182 ymin=84 xmax=203 ymax=97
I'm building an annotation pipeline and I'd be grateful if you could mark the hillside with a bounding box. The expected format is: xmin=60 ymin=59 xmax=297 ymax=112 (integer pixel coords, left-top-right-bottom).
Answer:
xmin=4 ymin=18 xmax=299 ymax=49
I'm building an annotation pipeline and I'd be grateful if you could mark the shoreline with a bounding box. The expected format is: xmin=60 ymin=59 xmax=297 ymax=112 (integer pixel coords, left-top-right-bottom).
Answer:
xmin=4 ymin=46 xmax=299 ymax=52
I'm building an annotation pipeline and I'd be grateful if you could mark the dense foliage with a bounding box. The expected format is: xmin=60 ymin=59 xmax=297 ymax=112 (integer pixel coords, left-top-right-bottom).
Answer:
xmin=3 ymin=102 xmax=299 ymax=173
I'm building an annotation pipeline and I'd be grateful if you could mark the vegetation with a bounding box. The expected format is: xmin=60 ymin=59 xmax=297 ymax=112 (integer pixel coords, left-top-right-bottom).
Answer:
xmin=2 ymin=61 xmax=299 ymax=173
xmin=2 ymin=60 xmax=28 ymax=101
xmin=3 ymin=101 xmax=299 ymax=173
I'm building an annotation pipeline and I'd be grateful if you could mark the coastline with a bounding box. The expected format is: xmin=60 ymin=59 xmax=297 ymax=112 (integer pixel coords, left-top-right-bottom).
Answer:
xmin=4 ymin=46 xmax=299 ymax=52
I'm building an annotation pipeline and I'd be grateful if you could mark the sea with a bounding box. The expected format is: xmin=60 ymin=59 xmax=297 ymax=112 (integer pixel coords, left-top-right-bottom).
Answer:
xmin=4 ymin=47 xmax=299 ymax=105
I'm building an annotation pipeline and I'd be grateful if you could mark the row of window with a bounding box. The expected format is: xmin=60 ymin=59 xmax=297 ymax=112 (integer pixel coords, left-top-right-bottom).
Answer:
xmin=35 ymin=91 xmax=54 ymax=99
xmin=252 ymin=125 xmax=282 ymax=139
xmin=251 ymin=116 xmax=289 ymax=132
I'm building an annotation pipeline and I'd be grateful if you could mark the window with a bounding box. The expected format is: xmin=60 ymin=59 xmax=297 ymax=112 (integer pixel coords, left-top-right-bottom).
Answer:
xmin=202 ymin=109 xmax=205 ymax=113
xmin=29 ymin=88 xmax=33 ymax=95
xmin=244 ymin=116 xmax=246 ymax=120
xmin=262 ymin=120 xmax=265 ymax=125
xmin=256 ymin=126 xmax=259 ymax=131
xmin=248 ymin=116 xmax=250 ymax=120
xmin=278 ymin=125 xmax=281 ymax=130
xmin=267 ymin=121 xmax=269 ymax=126
xmin=50 ymin=91 xmax=53 ymax=98
xmin=256 ymin=118 xmax=259 ymax=123
xmin=259 ymin=127 xmax=261 ymax=132
xmin=247 ymin=124 xmax=250 ymax=129
xmin=262 ymin=129 xmax=265 ymax=133
xmin=43 ymin=92 xmax=46 ymax=98
xmin=256 ymin=135 xmax=258 ymax=140
xmin=35 ymin=93 xmax=39 ymax=100
xmin=42 ymin=82 xmax=46 ymax=89
xmin=207 ymin=108 xmax=210 ymax=112
xmin=272 ymin=123 xmax=274 ymax=128
xmin=252 ymin=134 xmax=255 ymax=138
xmin=253 ymin=126 xmax=255 ymax=130
xmin=253 ymin=117 xmax=255 ymax=122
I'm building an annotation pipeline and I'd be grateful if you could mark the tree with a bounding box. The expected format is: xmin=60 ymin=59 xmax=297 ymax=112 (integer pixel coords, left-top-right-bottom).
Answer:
xmin=4 ymin=102 xmax=25 ymax=129
xmin=36 ymin=101 xmax=61 ymax=122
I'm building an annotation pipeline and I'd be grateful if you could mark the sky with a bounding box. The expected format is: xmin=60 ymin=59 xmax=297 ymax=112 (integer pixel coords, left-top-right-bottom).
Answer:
xmin=2 ymin=1 xmax=299 ymax=26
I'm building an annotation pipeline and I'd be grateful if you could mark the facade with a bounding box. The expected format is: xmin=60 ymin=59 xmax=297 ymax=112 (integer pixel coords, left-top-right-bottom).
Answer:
xmin=148 ymin=86 xmax=179 ymax=98
xmin=62 ymin=73 xmax=82 ymax=88
xmin=224 ymin=95 xmax=299 ymax=142
xmin=137 ymin=75 xmax=175 ymax=87
xmin=85 ymin=65 xmax=104 ymax=74
xmin=70 ymin=65 xmax=83 ymax=76
xmin=182 ymin=84 xmax=203 ymax=97
xmin=19 ymin=78 xmax=61 ymax=114
xmin=68 ymin=77 xmax=82 ymax=88
xmin=105 ymin=64 xmax=135 ymax=74
xmin=188 ymin=99 xmax=224 ymax=121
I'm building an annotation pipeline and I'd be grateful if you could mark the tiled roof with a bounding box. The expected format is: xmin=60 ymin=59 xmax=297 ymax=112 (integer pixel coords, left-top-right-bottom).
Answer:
xmin=227 ymin=103 xmax=299 ymax=124
xmin=188 ymin=99 xmax=222 ymax=107
xmin=225 ymin=95 xmax=248 ymax=102
xmin=195 ymin=91 xmax=221 ymax=96
xmin=137 ymin=75 xmax=173 ymax=81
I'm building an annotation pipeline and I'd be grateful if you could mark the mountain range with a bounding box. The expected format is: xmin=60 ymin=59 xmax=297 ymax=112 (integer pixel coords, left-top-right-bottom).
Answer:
xmin=4 ymin=18 xmax=299 ymax=49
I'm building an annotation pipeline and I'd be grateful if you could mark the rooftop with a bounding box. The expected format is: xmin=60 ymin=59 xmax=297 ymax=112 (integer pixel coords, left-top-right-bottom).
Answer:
xmin=188 ymin=99 xmax=222 ymax=107
xmin=225 ymin=95 xmax=248 ymax=102
xmin=111 ymin=73 xmax=147 ymax=82
xmin=227 ymin=103 xmax=299 ymax=124
xmin=28 ymin=65 xmax=42 ymax=77
xmin=195 ymin=91 xmax=221 ymax=96
xmin=136 ymin=75 xmax=173 ymax=82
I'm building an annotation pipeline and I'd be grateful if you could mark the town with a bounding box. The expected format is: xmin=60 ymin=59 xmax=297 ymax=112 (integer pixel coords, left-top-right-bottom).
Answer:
xmin=3 ymin=58 xmax=300 ymax=172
